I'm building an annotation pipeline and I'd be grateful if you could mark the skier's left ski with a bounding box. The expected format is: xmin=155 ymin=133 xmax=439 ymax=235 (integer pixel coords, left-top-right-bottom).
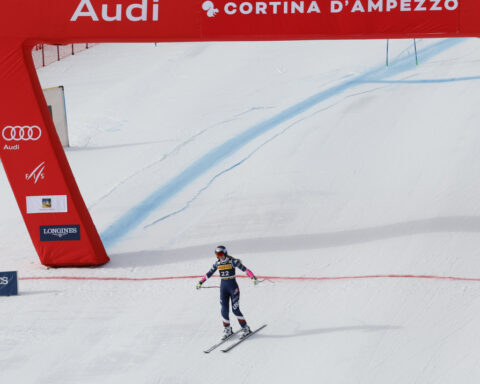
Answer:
xmin=203 ymin=329 xmax=241 ymax=353
xmin=221 ymin=324 xmax=267 ymax=353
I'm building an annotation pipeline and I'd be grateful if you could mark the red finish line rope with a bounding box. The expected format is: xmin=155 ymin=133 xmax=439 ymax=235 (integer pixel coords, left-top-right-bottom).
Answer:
xmin=18 ymin=274 xmax=480 ymax=282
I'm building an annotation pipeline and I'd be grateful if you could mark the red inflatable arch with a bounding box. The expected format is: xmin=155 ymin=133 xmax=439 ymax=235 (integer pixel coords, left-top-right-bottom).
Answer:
xmin=0 ymin=0 xmax=479 ymax=267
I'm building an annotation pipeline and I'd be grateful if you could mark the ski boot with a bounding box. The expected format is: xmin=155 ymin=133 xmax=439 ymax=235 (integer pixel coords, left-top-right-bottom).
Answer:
xmin=240 ymin=325 xmax=251 ymax=339
xmin=221 ymin=326 xmax=233 ymax=340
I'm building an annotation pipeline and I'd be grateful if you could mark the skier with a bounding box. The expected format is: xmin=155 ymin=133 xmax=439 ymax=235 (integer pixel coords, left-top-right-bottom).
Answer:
xmin=196 ymin=245 xmax=258 ymax=339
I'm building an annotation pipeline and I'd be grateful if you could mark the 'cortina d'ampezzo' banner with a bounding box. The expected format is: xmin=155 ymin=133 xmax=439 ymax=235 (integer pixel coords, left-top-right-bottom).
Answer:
xmin=0 ymin=0 xmax=480 ymax=267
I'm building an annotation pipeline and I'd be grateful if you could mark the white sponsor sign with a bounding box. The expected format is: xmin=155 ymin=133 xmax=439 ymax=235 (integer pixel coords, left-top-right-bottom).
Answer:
xmin=43 ymin=87 xmax=69 ymax=147
xmin=26 ymin=195 xmax=68 ymax=214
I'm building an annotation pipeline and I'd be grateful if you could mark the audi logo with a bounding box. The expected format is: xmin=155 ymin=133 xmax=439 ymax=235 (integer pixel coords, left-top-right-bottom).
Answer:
xmin=2 ymin=125 xmax=42 ymax=142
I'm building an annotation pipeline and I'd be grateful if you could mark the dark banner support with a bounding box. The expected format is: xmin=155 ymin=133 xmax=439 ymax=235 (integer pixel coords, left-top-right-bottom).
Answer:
xmin=0 ymin=271 xmax=18 ymax=296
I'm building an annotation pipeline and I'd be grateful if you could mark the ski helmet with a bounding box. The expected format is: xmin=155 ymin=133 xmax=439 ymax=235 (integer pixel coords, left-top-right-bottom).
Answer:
xmin=215 ymin=245 xmax=227 ymax=258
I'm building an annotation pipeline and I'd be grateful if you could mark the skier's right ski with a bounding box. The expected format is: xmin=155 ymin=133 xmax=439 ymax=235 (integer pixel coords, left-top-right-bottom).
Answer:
xmin=221 ymin=324 xmax=267 ymax=353
xmin=203 ymin=330 xmax=241 ymax=353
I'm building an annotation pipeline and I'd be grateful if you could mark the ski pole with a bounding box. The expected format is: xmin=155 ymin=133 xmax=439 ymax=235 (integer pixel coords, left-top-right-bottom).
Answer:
xmin=257 ymin=276 xmax=275 ymax=284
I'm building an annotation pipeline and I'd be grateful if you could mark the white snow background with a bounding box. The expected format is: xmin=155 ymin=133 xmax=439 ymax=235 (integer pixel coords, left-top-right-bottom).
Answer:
xmin=2 ymin=38 xmax=480 ymax=383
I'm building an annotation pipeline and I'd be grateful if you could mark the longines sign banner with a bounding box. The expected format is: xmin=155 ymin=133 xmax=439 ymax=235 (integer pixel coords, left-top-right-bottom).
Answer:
xmin=0 ymin=272 xmax=18 ymax=296
xmin=0 ymin=0 xmax=479 ymax=267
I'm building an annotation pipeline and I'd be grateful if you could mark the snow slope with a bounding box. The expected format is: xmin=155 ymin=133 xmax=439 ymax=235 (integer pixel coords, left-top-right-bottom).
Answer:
xmin=2 ymin=38 xmax=480 ymax=383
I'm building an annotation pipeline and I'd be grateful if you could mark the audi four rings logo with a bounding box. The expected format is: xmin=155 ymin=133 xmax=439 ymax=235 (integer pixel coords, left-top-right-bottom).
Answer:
xmin=2 ymin=126 xmax=42 ymax=142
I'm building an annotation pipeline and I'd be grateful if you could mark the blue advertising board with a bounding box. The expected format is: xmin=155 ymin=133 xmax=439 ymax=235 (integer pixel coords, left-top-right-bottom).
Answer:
xmin=0 ymin=271 xmax=18 ymax=296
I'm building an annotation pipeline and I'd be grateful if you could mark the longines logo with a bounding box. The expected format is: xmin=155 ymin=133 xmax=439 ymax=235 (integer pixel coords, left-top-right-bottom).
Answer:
xmin=40 ymin=225 xmax=81 ymax=242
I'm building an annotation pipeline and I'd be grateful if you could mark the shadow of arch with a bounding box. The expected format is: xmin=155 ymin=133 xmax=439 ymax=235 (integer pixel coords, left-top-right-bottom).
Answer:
xmin=107 ymin=216 xmax=480 ymax=268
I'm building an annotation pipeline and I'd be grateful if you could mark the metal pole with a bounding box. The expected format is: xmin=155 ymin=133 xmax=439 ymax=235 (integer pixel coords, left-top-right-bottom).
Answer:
xmin=413 ymin=39 xmax=418 ymax=66
xmin=386 ymin=39 xmax=389 ymax=67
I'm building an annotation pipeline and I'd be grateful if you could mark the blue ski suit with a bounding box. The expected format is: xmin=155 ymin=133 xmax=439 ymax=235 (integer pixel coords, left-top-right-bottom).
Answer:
xmin=202 ymin=256 xmax=254 ymax=328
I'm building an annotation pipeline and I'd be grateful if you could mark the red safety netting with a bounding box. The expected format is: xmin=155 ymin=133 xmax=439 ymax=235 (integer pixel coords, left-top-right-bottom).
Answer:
xmin=32 ymin=44 xmax=97 ymax=69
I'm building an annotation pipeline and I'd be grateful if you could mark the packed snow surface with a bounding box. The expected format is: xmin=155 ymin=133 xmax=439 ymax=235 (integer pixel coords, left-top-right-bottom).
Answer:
xmin=2 ymin=38 xmax=480 ymax=383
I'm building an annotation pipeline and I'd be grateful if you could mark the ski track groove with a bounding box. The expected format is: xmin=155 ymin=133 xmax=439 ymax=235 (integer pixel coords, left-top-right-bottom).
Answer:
xmin=143 ymin=81 xmax=391 ymax=229
xmin=90 ymin=106 xmax=275 ymax=212
xmin=88 ymin=127 xmax=210 ymax=210
xmin=99 ymin=38 xmax=465 ymax=249
xmin=143 ymin=111 xmax=309 ymax=228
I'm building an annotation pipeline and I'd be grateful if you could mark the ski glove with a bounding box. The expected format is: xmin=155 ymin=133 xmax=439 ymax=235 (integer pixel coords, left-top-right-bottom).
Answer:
xmin=196 ymin=281 xmax=203 ymax=290
xmin=252 ymin=277 xmax=259 ymax=286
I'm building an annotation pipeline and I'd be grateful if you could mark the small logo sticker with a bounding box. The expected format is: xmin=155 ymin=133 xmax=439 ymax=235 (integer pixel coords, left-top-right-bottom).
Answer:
xmin=26 ymin=195 xmax=68 ymax=214
xmin=202 ymin=1 xmax=219 ymax=17
xmin=26 ymin=162 xmax=46 ymax=184
xmin=2 ymin=125 xmax=42 ymax=141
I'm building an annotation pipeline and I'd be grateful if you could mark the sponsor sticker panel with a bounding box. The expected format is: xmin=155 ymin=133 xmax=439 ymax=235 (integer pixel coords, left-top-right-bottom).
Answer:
xmin=26 ymin=195 xmax=68 ymax=214
xmin=40 ymin=225 xmax=81 ymax=242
